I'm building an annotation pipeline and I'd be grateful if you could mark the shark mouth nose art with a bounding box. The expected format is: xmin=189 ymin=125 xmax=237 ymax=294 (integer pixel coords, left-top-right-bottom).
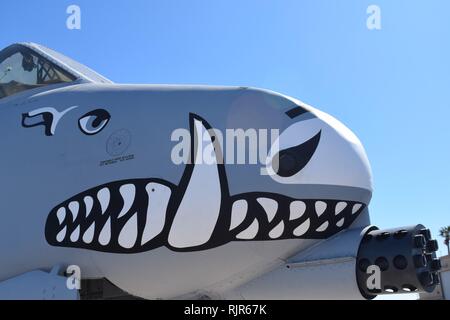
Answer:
xmin=45 ymin=114 xmax=366 ymax=253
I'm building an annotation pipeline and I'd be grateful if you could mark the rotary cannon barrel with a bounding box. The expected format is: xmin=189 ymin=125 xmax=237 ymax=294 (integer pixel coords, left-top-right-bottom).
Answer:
xmin=356 ymin=225 xmax=441 ymax=298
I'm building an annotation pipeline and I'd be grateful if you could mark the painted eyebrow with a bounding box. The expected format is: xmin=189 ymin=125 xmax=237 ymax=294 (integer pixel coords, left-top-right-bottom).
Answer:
xmin=285 ymin=106 xmax=309 ymax=119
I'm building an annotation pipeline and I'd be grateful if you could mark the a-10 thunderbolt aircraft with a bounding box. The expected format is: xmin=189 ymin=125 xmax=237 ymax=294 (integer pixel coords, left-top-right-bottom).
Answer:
xmin=0 ymin=43 xmax=441 ymax=300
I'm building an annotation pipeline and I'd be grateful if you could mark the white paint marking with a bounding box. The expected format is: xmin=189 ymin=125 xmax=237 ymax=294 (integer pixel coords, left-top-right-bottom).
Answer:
xmin=290 ymin=201 xmax=306 ymax=220
xmin=316 ymin=221 xmax=329 ymax=232
xmin=141 ymin=183 xmax=172 ymax=245
xmin=335 ymin=202 xmax=347 ymax=215
xmin=68 ymin=201 xmax=79 ymax=222
xmin=84 ymin=196 xmax=94 ymax=218
xmin=56 ymin=226 xmax=67 ymax=243
xmin=97 ymin=188 xmax=110 ymax=214
xmin=118 ymin=213 xmax=138 ymax=249
xmin=230 ymin=200 xmax=248 ymax=230
xmin=56 ymin=207 xmax=66 ymax=225
xmin=168 ymin=118 xmax=222 ymax=248
xmin=70 ymin=225 xmax=80 ymax=242
xmin=269 ymin=221 xmax=284 ymax=239
xmin=99 ymin=217 xmax=111 ymax=246
xmin=236 ymin=220 xmax=259 ymax=240
xmin=352 ymin=203 xmax=363 ymax=214
xmin=117 ymin=184 xmax=136 ymax=219
xmin=293 ymin=219 xmax=310 ymax=237
xmin=315 ymin=201 xmax=327 ymax=217
xmin=26 ymin=106 xmax=78 ymax=135
xmin=83 ymin=223 xmax=95 ymax=244
xmin=257 ymin=198 xmax=278 ymax=222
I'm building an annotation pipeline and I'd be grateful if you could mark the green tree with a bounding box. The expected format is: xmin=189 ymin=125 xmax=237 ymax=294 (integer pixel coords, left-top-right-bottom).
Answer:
xmin=439 ymin=226 xmax=450 ymax=255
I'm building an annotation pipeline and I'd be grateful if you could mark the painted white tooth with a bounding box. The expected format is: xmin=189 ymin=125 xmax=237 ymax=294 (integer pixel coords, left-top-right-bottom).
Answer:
xmin=70 ymin=226 xmax=80 ymax=242
xmin=99 ymin=217 xmax=111 ymax=246
xmin=168 ymin=117 xmax=223 ymax=249
xmin=316 ymin=221 xmax=329 ymax=232
xmin=97 ymin=188 xmax=110 ymax=214
xmin=352 ymin=203 xmax=363 ymax=214
xmin=118 ymin=212 xmax=138 ymax=249
xmin=56 ymin=207 xmax=66 ymax=224
xmin=141 ymin=183 xmax=172 ymax=245
xmin=293 ymin=219 xmax=310 ymax=237
xmin=84 ymin=196 xmax=94 ymax=218
xmin=335 ymin=202 xmax=347 ymax=215
xmin=56 ymin=226 xmax=67 ymax=243
xmin=315 ymin=201 xmax=327 ymax=217
xmin=236 ymin=220 xmax=259 ymax=240
xmin=257 ymin=198 xmax=278 ymax=223
xmin=68 ymin=201 xmax=79 ymax=222
xmin=336 ymin=218 xmax=345 ymax=227
xmin=290 ymin=201 xmax=306 ymax=220
xmin=230 ymin=200 xmax=248 ymax=230
xmin=269 ymin=221 xmax=284 ymax=239
xmin=83 ymin=223 xmax=95 ymax=244
xmin=117 ymin=184 xmax=136 ymax=219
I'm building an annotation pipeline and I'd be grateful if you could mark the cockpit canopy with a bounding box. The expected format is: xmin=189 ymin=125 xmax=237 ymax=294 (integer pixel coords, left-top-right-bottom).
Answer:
xmin=0 ymin=45 xmax=75 ymax=99
xmin=0 ymin=43 xmax=112 ymax=100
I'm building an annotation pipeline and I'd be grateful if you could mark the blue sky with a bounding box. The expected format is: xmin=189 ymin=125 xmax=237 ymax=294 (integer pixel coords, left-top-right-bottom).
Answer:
xmin=1 ymin=1 xmax=449 ymax=255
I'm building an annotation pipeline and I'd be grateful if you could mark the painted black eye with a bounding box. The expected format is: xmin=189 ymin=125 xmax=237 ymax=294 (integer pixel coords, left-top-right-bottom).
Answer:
xmin=78 ymin=109 xmax=111 ymax=135
xmin=272 ymin=131 xmax=321 ymax=177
